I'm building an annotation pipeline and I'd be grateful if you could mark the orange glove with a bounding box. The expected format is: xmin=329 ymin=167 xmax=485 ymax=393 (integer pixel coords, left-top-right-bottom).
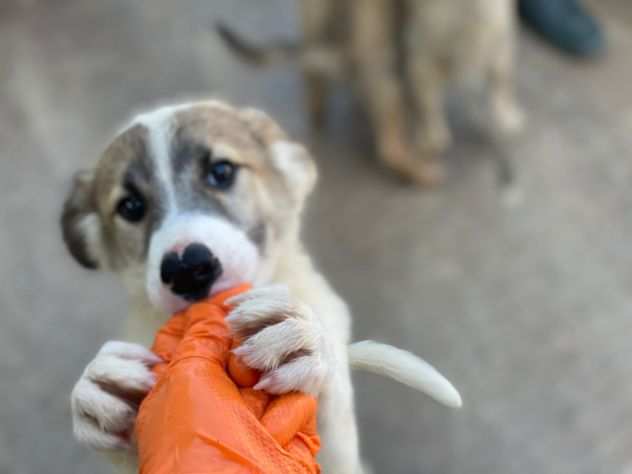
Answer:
xmin=135 ymin=285 xmax=321 ymax=474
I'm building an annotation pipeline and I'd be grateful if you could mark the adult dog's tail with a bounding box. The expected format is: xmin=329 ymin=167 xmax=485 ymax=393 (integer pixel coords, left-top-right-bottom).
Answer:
xmin=348 ymin=340 xmax=462 ymax=409
xmin=215 ymin=22 xmax=343 ymax=76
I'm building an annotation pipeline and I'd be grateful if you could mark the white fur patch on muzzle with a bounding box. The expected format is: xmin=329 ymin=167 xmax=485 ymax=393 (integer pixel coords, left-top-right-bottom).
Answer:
xmin=146 ymin=213 xmax=259 ymax=313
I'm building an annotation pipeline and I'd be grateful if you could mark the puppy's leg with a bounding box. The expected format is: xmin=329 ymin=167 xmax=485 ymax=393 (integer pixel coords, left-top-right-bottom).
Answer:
xmin=301 ymin=0 xmax=334 ymax=129
xmin=71 ymin=341 xmax=159 ymax=472
xmin=226 ymin=284 xmax=364 ymax=473
xmin=350 ymin=0 xmax=437 ymax=186
xmin=226 ymin=285 xmax=328 ymax=395
xmin=487 ymin=32 xmax=525 ymax=137
xmin=71 ymin=341 xmax=158 ymax=451
xmin=106 ymin=451 xmax=138 ymax=474
xmin=317 ymin=349 xmax=364 ymax=474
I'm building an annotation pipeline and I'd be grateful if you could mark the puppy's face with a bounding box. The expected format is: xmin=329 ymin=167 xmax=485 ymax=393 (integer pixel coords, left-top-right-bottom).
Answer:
xmin=62 ymin=101 xmax=316 ymax=313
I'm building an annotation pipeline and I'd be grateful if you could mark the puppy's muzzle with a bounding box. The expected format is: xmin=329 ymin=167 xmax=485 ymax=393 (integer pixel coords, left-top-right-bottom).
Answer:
xmin=160 ymin=243 xmax=223 ymax=301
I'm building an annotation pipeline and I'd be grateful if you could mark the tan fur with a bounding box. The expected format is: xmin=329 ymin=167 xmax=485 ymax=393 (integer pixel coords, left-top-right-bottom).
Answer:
xmin=218 ymin=0 xmax=525 ymax=185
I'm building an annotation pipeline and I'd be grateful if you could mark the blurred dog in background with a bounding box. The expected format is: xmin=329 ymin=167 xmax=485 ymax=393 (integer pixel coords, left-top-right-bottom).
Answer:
xmin=218 ymin=0 xmax=525 ymax=186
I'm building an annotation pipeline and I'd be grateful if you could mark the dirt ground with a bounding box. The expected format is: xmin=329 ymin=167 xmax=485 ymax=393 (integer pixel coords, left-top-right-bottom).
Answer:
xmin=2 ymin=1 xmax=632 ymax=473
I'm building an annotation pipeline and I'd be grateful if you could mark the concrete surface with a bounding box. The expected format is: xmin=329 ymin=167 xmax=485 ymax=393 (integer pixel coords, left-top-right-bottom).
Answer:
xmin=2 ymin=0 xmax=632 ymax=473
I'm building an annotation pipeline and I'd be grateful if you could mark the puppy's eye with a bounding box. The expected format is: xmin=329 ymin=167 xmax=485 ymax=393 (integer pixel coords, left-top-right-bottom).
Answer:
xmin=116 ymin=195 xmax=146 ymax=223
xmin=207 ymin=160 xmax=238 ymax=190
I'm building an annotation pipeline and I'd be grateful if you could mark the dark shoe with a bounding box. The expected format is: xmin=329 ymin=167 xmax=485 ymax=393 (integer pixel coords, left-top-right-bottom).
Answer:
xmin=519 ymin=0 xmax=605 ymax=58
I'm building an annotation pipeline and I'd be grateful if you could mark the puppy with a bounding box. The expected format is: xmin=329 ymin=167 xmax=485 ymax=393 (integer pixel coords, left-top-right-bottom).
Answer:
xmin=217 ymin=0 xmax=525 ymax=185
xmin=62 ymin=100 xmax=460 ymax=474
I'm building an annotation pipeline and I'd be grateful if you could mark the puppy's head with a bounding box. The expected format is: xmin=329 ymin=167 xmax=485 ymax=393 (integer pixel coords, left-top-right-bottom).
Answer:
xmin=61 ymin=101 xmax=317 ymax=313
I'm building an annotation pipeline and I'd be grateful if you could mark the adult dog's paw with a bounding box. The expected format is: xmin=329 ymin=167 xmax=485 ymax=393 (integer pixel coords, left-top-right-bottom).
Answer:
xmin=71 ymin=341 xmax=160 ymax=451
xmin=226 ymin=285 xmax=328 ymax=395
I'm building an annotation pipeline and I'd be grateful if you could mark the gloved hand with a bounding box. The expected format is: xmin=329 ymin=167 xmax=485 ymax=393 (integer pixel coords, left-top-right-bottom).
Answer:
xmin=135 ymin=285 xmax=321 ymax=474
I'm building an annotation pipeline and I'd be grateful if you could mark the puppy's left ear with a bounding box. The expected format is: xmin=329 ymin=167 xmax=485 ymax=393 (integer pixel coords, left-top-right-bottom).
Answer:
xmin=60 ymin=170 xmax=103 ymax=269
xmin=240 ymin=108 xmax=318 ymax=202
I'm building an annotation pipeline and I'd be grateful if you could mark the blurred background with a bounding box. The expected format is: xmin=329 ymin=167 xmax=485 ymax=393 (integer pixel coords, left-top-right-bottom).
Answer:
xmin=2 ymin=0 xmax=632 ymax=473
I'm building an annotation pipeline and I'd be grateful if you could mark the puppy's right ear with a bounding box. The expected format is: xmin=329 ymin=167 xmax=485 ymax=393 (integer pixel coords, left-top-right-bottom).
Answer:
xmin=60 ymin=170 xmax=103 ymax=269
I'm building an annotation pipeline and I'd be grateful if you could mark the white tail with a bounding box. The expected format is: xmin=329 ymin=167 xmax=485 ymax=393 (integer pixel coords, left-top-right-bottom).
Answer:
xmin=348 ymin=340 xmax=462 ymax=408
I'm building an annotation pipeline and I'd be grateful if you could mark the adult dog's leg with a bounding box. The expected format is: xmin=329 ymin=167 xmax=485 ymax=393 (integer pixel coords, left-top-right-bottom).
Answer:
xmin=408 ymin=48 xmax=450 ymax=177
xmin=351 ymin=0 xmax=438 ymax=185
xmin=487 ymin=22 xmax=525 ymax=137
xmin=301 ymin=0 xmax=335 ymax=129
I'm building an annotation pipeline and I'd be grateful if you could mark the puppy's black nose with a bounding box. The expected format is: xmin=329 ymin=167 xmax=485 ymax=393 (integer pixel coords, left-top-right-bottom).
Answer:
xmin=160 ymin=243 xmax=222 ymax=301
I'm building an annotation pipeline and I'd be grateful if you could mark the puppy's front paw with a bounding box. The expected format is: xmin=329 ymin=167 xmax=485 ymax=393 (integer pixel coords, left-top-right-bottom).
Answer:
xmin=226 ymin=285 xmax=328 ymax=395
xmin=71 ymin=341 xmax=160 ymax=451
